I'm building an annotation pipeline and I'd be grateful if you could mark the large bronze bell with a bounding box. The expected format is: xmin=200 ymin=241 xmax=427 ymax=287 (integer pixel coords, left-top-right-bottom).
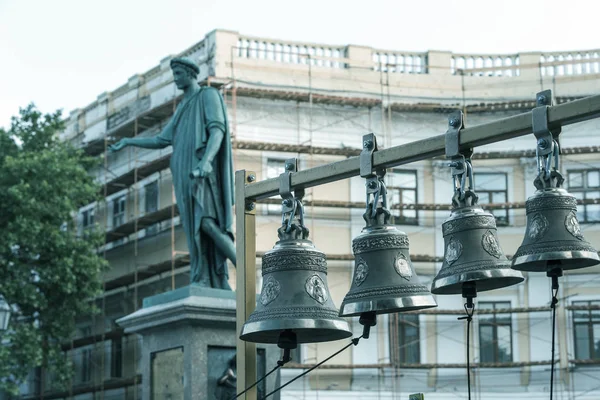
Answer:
xmin=240 ymin=219 xmax=352 ymax=345
xmin=340 ymin=179 xmax=437 ymax=318
xmin=512 ymin=187 xmax=600 ymax=272
xmin=431 ymin=202 xmax=524 ymax=295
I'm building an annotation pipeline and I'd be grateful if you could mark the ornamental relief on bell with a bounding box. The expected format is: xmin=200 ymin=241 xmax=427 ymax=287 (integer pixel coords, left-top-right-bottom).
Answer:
xmin=528 ymin=213 xmax=549 ymax=241
xmin=260 ymin=276 xmax=281 ymax=306
xmin=394 ymin=253 xmax=413 ymax=281
xmin=445 ymin=237 xmax=463 ymax=265
xmin=352 ymin=235 xmax=409 ymax=254
xmin=482 ymin=230 xmax=502 ymax=259
xmin=305 ymin=274 xmax=329 ymax=304
xmin=353 ymin=259 xmax=369 ymax=287
xmin=565 ymin=211 xmax=584 ymax=240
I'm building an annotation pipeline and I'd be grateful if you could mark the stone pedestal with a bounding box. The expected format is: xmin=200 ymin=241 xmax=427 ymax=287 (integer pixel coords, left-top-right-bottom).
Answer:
xmin=117 ymin=286 xmax=280 ymax=400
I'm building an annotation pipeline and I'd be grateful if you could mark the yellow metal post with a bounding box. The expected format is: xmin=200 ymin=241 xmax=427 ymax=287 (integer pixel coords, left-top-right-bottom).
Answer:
xmin=236 ymin=170 xmax=257 ymax=400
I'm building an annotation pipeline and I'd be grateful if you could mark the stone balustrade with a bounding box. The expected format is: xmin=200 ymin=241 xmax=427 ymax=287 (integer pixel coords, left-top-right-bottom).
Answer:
xmin=62 ymin=29 xmax=600 ymax=148
xmin=236 ymin=35 xmax=347 ymax=68
xmin=372 ymin=50 xmax=428 ymax=74
xmin=540 ymin=50 xmax=600 ymax=76
xmin=451 ymin=53 xmax=520 ymax=77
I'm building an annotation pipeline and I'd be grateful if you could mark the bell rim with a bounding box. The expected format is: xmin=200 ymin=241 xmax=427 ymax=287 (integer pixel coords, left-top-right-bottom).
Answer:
xmin=511 ymin=250 xmax=600 ymax=272
xmin=339 ymin=294 xmax=438 ymax=317
xmin=240 ymin=319 xmax=353 ymax=344
xmin=430 ymin=270 xmax=525 ymax=295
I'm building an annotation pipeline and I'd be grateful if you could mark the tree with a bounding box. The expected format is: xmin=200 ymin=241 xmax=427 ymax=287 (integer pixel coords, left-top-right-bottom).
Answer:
xmin=0 ymin=104 xmax=107 ymax=395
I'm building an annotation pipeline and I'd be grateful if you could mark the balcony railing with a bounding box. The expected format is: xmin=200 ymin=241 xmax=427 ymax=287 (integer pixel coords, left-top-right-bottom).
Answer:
xmin=236 ymin=36 xmax=347 ymax=68
xmin=451 ymin=53 xmax=520 ymax=77
xmin=373 ymin=51 xmax=428 ymax=74
xmin=540 ymin=50 xmax=600 ymax=76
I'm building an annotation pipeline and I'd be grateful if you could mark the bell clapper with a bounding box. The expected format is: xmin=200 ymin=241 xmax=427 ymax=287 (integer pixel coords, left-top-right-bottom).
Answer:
xmin=358 ymin=311 xmax=377 ymax=339
xmin=460 ymin=281 xmax=477 ymax=314
xmin=277 ymin=329 xmax=297 ymax=365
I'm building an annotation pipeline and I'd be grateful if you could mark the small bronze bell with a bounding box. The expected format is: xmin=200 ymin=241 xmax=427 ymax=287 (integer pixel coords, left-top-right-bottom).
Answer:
xmin=340 ymin=177 xmax=437 ymax=319
xmin=431 ymin=202 xmax=524 ymax=295
xmin=431 ymin=145 xmax=523 ymax=295
xmin=512 ymin=188 xmax=599 ymax=272
xmin=512 ymin=127 xmax=600 ymax=272
xmin=240 ymin=201 xmax=352 ymax=345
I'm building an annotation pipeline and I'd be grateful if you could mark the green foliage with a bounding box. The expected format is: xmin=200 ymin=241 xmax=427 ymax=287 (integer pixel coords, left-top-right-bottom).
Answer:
xmin=0 ymin=104 xmax=107 ymax=394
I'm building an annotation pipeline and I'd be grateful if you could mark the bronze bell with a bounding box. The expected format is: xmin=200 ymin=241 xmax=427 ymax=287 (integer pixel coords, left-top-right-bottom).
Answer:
xmin=512 ymin=187 xmax=600 ymax=272
xmin=431 ymin=152 xmax=524 ymax=295
xmin=240 ymin=218 xmax=352 ymax=345
xmin=431 ymin=203 xmax=525 ymax=295
xmin=340 ymin=177 xmax=437 ymax=318
xmin=512 ymin=133 xmax=600 ymax=272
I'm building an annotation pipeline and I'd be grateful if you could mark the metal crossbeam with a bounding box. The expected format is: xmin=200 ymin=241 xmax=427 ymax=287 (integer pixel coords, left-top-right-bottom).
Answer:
xmin=244 ymin=94 xmax=600 ymax=200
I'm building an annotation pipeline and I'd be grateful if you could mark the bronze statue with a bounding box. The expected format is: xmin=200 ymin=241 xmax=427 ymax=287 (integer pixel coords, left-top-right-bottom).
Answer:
xmin=109 ymin=57 xmax=236 ymax=289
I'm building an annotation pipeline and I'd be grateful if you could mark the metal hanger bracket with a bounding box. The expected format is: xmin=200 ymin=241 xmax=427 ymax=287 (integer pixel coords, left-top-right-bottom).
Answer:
xmin=532 ymin=89 xmax=562 ymax=156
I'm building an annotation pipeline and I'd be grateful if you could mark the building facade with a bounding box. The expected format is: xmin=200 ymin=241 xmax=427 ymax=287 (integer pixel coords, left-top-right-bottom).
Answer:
xmin=14 ymin=30 xmax=600 ymax=399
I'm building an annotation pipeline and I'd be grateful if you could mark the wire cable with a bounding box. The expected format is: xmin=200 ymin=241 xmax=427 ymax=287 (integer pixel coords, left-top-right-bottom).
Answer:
xmin=259 ymin=335 xmax=362 ymax=399
xmin=458 ymin=300 xmax=476 ymax=400
xmin=230 ymin=362 xmax=283 ymax=400
xmin=549 ymin=273 xmax=560 ymax=400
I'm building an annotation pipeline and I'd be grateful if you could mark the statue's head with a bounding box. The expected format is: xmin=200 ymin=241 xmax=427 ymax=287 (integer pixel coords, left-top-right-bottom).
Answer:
xmin=170 ymin=57 xmax=200 ymax=90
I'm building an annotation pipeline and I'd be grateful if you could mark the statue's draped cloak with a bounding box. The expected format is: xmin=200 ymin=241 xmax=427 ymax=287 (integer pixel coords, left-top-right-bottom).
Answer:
xmin=158 ymin=86 xmax=234 ymax=288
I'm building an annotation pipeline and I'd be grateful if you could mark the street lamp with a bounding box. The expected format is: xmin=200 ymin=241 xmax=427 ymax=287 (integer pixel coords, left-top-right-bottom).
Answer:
xmin=0 ymin=295 xmax=10 ymax=331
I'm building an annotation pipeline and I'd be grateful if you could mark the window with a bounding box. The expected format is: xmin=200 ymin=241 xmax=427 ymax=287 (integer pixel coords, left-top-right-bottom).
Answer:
xmin=474 ymin=172 xmax=509 ymax=225
xmin=145 ymin=181 xmax=159 ymax=213
xmin=82 ymin=208 xmax=95 ymax=230
xmin=25 ymin=367 xmax=42 ymax=395
xmin=386 ymin=169 xmax=418 ymax=225
xmin=145 ymin=181 xmax=159 ymax=235
xmin=79 ymin=326 xmax=93 ymax=383
xmin=112 ymin=196 xmax=126 ymax=228
xmin=572 ymin=300 xmax=600 ymax=360
xmin=265 ymin=159 xmax=286 ymax=214
xmin=568 ymin=170 xmax=600 ymax=223
xmin=110 ymin=337 xmax=123 ymax=378
xmin=390 ymin=313 xmax=420 ymax=364
xmin=479 ymin=302 xmax=513 ymax=363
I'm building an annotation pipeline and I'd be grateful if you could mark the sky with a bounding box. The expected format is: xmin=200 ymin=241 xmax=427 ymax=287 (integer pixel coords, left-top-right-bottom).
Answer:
xmin=0 ymin=0 xmax=598 ymax=129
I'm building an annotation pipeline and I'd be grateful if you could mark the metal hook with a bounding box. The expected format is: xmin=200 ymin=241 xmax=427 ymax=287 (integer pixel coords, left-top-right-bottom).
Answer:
xmin=532 ymin=90 xmax=564 ymax=189
xmin=278 ymin=158 xmax=305 ymax=232
xmin=445 ymin=110 xmax=474 ymax=200
xmin=361 ymin=133 xmax=390 ymax=218
xmin=366 ymin=177 xmax=381 ymax=218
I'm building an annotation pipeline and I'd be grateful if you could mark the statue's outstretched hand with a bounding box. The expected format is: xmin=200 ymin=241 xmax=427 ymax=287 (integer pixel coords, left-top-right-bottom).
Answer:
xmin=108 ymin=139 xmax=128 ymax=152
xmin=190 ymin=159 xmax=213 ymax=179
